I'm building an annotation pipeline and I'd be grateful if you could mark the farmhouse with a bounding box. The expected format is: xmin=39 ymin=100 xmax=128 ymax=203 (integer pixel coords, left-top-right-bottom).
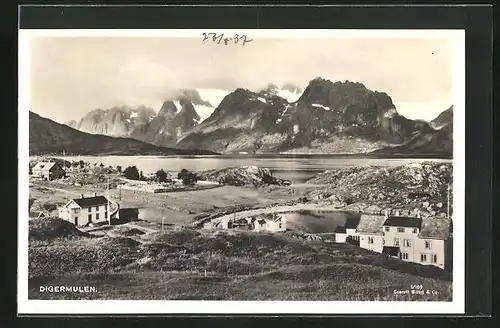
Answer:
xmin=58 ymin=193 xmax=119 ymax=227
xmin=32 ymin=162 xmax=66 ymax=180
xmin=333 ymin=210 xmax=451 ymax=270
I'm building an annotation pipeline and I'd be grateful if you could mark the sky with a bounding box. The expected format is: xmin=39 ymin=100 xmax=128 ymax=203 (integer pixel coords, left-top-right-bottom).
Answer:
xmin=29 ymin=35 xmax=455 ymax=123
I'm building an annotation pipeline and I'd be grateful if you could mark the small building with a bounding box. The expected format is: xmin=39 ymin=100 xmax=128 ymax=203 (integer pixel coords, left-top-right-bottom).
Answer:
xmin=333 ymin=217 xmax=360 ymax=243
xmin=32 ymin=162 xmax=66 ymax=180
xmin=58 ymin=193 xmax=118 ymax=227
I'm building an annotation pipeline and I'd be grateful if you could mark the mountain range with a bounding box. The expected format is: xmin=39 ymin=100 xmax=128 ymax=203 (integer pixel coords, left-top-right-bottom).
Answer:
xmin=29 ymin=111 xmax=218 ymax=156
xmin=41 ymin=78 xmax=453 ymax=157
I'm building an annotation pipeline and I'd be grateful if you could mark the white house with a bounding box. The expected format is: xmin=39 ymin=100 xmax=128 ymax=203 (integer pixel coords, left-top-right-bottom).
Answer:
xmin=252 ymin=213 xmax=287 ymax=232
xmin=334 ymin=210 xmax=450 ymax=270
xmin=58 ymin=193 xmax=118 ymax=227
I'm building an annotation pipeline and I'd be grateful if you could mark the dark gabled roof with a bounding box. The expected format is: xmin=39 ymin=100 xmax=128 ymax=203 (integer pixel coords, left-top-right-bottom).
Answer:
xmin=382 ymin=246 xmax=400 ymax=257
xmin=345 ymin=217 xmax=361 ymax=229
xmin=334 ymin=226 xmax=346 ymax=233
xmin=72 ymin=196 xmax=109 ymax=207
xmin=383 ymin=216 xmax=422 ymax=228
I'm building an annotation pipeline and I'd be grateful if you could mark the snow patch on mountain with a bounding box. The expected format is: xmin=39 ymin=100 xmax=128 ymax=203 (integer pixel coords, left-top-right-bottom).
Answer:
xmin=257 ymin=97 xmax=267 ymax=103
xmin=277 ymin=89 xmax=302 ymax=103
xmin=173 ymin=101 xmax=182 ymax=112
xmin=383 ymin=108 xmax=398 ymax=118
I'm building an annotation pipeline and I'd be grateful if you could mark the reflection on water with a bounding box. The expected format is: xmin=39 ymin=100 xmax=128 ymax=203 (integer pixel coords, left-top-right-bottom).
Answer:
xmin=281 ymin=210 xmax=360 ymax=233
xmin=48 ymin=155 xmax=451 ymax=183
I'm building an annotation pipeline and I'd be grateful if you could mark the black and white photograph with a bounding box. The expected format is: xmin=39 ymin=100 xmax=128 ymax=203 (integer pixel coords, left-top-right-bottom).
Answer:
xmin=18 ymin=28 xmax=465 ymax=314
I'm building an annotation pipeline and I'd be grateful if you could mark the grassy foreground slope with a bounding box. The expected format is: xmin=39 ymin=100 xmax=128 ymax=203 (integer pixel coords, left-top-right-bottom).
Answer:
xmin=28 ymin=219 xmax=451 ymax=301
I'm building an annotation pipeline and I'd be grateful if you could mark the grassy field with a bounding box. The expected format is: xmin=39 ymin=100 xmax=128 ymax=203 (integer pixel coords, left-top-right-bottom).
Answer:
xmin=29 ymin=179 xmax=315 ymax=226
xmin=28 ymin=219 xmax=452 ymax=301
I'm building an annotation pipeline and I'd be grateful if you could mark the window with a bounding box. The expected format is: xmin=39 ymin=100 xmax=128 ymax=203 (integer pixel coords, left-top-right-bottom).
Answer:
xmin=397 ymin=227 xmax=405 ymax=232
xmin=74 ymin=217 xmax=78 ymax=226
xmin=382 ymin=238 xmax=385 ymax=245
xmin=105 ymin=212 xmax=108 ymax=219
xmin=420 ymin=253 xmax=428 ymax=262
xmin=403 ymin=239 xmax=411 ymax=247
xmin=413 ymin=228 xmax=418 ymax=233
xmin=88 ymin=214 xmax=92 ymax=222
xmin=368 ymin=237 xmax=374 ymax=244
xmin=425 ymin=240 xmax=432 ymax=249
xmin=72 ymin=208 xmax=79 ymax=214
xmin=431 ymin=254 xmax=438 ymax=263
xmin=96 ymin=213 xmax=100 ymax=220
xmin=394 ymin=238 xmax=400 ymax=246
xmin=400 ymin=252 xmax=409 ymax=260
xmin=384 ymin=226 xmax=390 ymax=232
xmin=95 ymin=206 xmax=99 ymax=211
xmin=88 ymin=207 xmax=92 ymax=212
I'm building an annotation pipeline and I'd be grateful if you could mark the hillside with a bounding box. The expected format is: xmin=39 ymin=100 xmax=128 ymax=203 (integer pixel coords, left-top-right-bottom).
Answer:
xmin=29 ymin=225 xmax=451 ymax=300
xmin=177 ymin=78 xmax=438 ymax=154
xmin=372 ymin=106 xmax=453 ymax=158
xmin=431 ymin=105 xmax=453 ymax=129
xmin=29 ymin=111 xmax=218 ymax=156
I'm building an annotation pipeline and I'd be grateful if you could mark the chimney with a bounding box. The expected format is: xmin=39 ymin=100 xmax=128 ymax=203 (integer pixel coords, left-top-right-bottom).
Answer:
xmin=395 ymin=210 xmax=400 ymax=216
xmin=81 ymin=194 xmax=84 ymax=198
xmin=93 ymin=192 xmax=97 ymax=197
xmin=417 ymin=213 xmax=421 ymax=218
xmin=384 ymin=209 xmax=389 ymax=218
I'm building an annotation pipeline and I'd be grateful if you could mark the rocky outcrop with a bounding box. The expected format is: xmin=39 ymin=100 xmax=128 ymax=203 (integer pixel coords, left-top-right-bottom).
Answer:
xmin=197 ymin=166 xmax=290 ymax=187
xmin=306 ymin=162 xmax=453 ymax=219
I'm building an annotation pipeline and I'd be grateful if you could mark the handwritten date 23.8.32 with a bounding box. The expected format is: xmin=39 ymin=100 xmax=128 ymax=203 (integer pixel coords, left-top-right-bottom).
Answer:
xmin=202 ymin=33 xmax=253 ymax=46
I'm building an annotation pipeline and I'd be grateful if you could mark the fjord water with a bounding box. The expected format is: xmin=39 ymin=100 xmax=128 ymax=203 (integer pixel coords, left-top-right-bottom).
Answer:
xmin=280 ymin=210 xmax=359 ymax=233
xmin=54 ymin=155 xmax=451 ymax=183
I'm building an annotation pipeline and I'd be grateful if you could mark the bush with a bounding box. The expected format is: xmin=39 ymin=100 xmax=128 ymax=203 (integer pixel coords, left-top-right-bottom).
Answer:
xmin=123 ymin=166 xmax=140 ymax=180
xmin=177 ymin=168 xmax=199 ymax=186
xmin=116 ymin=165 xmax=122 ymax=173
xmin=177 ymin=169 xmax=189 ymax=180
xmin=155 ymin=169 xmax=170 ymax=183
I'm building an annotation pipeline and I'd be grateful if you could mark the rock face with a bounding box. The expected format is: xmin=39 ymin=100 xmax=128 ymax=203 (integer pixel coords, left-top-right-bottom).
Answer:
xmin=197 ymin=166 xmax=289 ymax=187
xmin=69 ymin=106 xmax=157 ymax=137
xmin=29 ymin=111 xmax=219 ymax=156
xmin=68 ymin=89 xmax=220 ymax=147
xmin=306 ymin=161 xmax=453 ymax=219
xmin=177 ymin=77 xmax=436 ymax=154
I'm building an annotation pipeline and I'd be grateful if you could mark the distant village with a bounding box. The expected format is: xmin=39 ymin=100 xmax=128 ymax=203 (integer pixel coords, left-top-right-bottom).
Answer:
xmin=29 ymin=159 xmax=452 ymax=271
